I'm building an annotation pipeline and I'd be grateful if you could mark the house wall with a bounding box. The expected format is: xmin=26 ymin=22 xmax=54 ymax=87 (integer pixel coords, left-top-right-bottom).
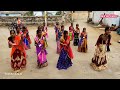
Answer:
xmin=92 ymin=11 xmax=120 ymax=26
xmin=103 ymin=11 xmax=119 ymax=26
xmin=92 ymin=11 xmax=107 ymax=24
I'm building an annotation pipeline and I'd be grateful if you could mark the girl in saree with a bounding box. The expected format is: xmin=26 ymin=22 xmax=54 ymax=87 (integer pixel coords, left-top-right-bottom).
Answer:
xmin=78 ymin=28 xmax=88 ymax=53
xmin=56 ymin=30 xmax=73 ymax=70
xmin=69 ymin=23 xmax=74 ymax=41
xmin=10 ymin=27 xmax=27 ymax=72
xmin=22 ymin=26 xmax=31 ymax=50
xmin=73 ymin=24 xmax=80 ymax=46
xmin=90 ymin=27 xmax=111 ymax=71
xmin=35 ymin=30 xmax=48 ymax=68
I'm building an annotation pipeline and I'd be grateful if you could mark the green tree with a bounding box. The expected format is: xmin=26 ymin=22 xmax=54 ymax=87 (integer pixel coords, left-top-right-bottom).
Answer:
xmin=24 ymin=11 xmax=33 ymax=16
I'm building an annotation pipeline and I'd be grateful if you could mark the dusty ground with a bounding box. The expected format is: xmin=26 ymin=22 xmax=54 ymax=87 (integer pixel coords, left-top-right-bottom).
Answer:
xmin=0 ymin=12 xmax=120 ymax=79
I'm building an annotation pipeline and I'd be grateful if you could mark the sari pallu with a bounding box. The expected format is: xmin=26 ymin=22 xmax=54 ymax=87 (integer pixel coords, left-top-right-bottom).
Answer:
xmin=23 ymin=31 xmax=32 ymax=50
xmin=11 ymin=34 xmax=27 ymax=71
xmin=56 ymin=31 xmax=63 ymax=54
xmin=35 ymin=36 xmax=48 ymax=68
xmin=78 ymin=33 xmax=87 ymax=52
xmin=23 ymin=37 xmax=30 ymax=50
xmin=42 ymin=32 xmax=48 ymax=48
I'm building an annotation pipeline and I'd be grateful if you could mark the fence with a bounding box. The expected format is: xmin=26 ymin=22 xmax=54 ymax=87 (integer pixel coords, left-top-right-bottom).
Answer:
xmin=0 ymin=14 xmax=72 ymax=26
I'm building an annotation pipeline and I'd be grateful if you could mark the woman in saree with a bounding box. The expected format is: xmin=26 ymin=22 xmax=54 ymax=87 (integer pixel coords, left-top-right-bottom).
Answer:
xmin=69 ymin=23 xmax=74 ymax=41
xmin=90 ymin=27 xmax=111 ymax=71
xmin=73 ymin=24 xmax=80 ymax=46
xmin=35 ymin=30 xmax=48 ymax=68
xmin=56 ymin=25 xmax=64 ymax=54
xmin=78 ymin=28 xmax=88 ymax=53
xmin=10 ymin=27 xmax=27 ymax=72
xmin=56 ymin=30 xmax=74 ymax=70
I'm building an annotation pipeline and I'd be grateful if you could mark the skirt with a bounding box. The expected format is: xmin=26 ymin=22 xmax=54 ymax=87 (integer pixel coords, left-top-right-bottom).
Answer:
xmin=56 ymin=48 xmax=73 ymax=70
xmin=37 ymin=49 xmax=48 ymax=68
xmin=78 ymin=38 xmax=87 ymax=52
xmin=11 ymin=49 xmax=27 ymax=71
xmin=90 ymin=45 xmax=107 ymax=71
xmin=73 ymin=38 xmax=79 ymax=46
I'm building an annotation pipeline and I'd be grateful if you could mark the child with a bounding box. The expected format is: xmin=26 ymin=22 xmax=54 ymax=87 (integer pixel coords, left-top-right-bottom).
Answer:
xmin=8 ymin=30 xmax=16 ymax=48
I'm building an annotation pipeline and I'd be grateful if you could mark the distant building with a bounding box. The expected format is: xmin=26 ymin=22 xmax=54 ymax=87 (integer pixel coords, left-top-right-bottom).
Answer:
xmin=33 ymin=11 xmax=59 ymax=16
xmin=33 ymin=11 xmax=43 ymax=16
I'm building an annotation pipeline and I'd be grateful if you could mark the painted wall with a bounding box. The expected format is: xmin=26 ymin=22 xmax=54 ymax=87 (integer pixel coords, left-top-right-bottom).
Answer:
xmin=92 ymin=11 xmax=120 ymax=26
xmin=92 ymin=11 xmax=107 ymax=24
xmin=103 ymin=11 xmax=119 ymax=26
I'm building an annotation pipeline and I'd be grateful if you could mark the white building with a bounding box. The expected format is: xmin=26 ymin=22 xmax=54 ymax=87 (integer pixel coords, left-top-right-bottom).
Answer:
xmin=33 ymin=11 xmax=43 ymax=16
xmin=33 ymin=11 xmax=58 ymax=16
xmin=92 ymin=11 xmax=120 ymax=26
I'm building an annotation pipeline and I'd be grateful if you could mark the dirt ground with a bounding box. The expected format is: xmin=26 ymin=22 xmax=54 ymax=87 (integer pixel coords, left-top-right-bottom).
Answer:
xmin=0 ymin=11 xmax=120 ymax=79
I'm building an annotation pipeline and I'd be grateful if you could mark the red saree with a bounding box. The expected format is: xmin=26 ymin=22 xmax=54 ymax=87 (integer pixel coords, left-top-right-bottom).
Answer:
xmin=11 ymin=34 xmax=27 ymax=71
